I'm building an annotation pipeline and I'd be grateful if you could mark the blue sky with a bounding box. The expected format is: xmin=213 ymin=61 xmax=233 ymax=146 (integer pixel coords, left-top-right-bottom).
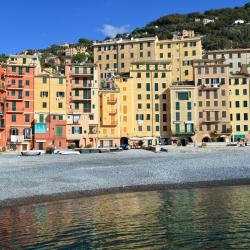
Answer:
xmin=1 ymin=0 xmax=249 ymax=54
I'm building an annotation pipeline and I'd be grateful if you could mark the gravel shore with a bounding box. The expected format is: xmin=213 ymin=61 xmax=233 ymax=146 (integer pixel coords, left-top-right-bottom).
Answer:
xmin=0 ymin=146 xmax=250 ymax=206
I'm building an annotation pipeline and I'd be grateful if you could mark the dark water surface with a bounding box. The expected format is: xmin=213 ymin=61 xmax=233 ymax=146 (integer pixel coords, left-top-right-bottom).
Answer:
xmin=0 ymin=185 xmax=250 ymax=249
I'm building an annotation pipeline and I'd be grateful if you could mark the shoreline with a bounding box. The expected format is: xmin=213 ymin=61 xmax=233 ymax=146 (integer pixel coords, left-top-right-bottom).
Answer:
xmin=1 ymin=148 xmax=250 ymax=208
xmin=1 ymin=178 xmax=250 ymax=208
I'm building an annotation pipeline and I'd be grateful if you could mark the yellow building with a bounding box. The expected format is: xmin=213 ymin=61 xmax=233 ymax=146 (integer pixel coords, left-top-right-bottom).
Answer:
xmin=34 ymin=74 xmax=67 ymax=149
xmin=156 ymin=30 xmax=202 ymax=82
xmin=170 ymin=81 xmax=196 ymax=142
xmin=229 ymin=65 xmax=250 ymax=142
xmin=93 ymin=30 xmax=202 ymax=83
xmin=93 ymin=37 xmax=157 ymax=79
xmin=116 ymin=61 xmax=173 ymax=146
xmin=98 ymin=81 xmax=120 ymax=148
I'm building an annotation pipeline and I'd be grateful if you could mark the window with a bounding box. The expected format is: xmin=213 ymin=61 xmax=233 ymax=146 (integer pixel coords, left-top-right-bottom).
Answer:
xmin=185 ymin=70 xmax=189 ymax=76
xmin=178 ymin=92 xmax=189 ymax=100
xmin=146 ymin=83 xmax=150 ymax=91
xmin=244 ymin=125 xmax=248 ymax=132
xmin=244 ymin=113 xmax=248 ymax=120
xmin=137 ymin=94 xmax=142 ymax=100
xmin=163 ymin=103 xmax=166 ymax=111
xmin=206 ymin=111 xmax=210 ymax=121
xmin=160 ymin=53 xmax=163 ymax=58
xmin=147 ymin=51 xmax=151 ymax=57
xmin=25 ymin=91 xmax=30 ymax=97
xmin=214 ymin=101 xmax=218 ymax=107
xmin=206 ymin=101 xmax=210 ymax=107
xmin=25 ymin=114 xmax=30 ymax=122
xmin=243 ymin=89 xmax=247 ymax=95
xmin=192 ymin=50 xmax=196 ymax=56
xmin=221 ymin=89 xmax=225 ymax=96
xmin=235 ymin=89 xmax=239 ymax=96
xmin=198 ymin=89 xmax=202 ymax=96
xmin=243 ymin=101 xmax=248 ymax=107
xmin=222 ymin=111 xmax=226 ymax=118
xmin=205 ymin=67 xmax=209 ymax=74
xmin=121 ymin=63 xmax=125 ymax=68
xmin=168 ymin=53 xmax=171 ymax=58
xmin=42 ymin=102 xmax=47 ymax=108
xmin=155 ymin=114 xmax=159 ymax=122
xmin=184 ymin=51 xmax=188 ymax=57
xmin=199 ymin=101 xmax=202 ymax=107
xmin=198 ymin=67 xmax=202 ymax=75
xmin=12 ymin=115 xmax=16 ymax=122
xmin=137 ymin=83 xmax=142 ymax=89
xmin=130 ymin=53 xmax=134 ymax=58
xmin=140 ymin=43 xmax=143 ymax=50
xmin=138 ymin=103 xmax=142 ymax=109
xmin=236 ymin=125 xmax=241 ymax=132
xmin=56 ymin=92 xmax=65 ymax=98
xmin=98 ymin=55 xmax=102 ymax=60
xmin=176 ymin=112 xmax=180 ymax=121
xmin=162 ymin=83 xmax=166 ymax=89
xmin=213 ymin=66 xmax=217 ymax=74
xmin=187 ymin=112 xmax=192 ymax=121
xmin=40 ymin=91 xmax=48 ymax=98
xmin=59 ymin=78 xmax=63 ymax=84
xmin=162 ymin=72 xmax=166 ymax=78
xmin=146 ymin=114 xmax=151 ymax=120
xmin=155 ymin=104 xmax=159 ymax=111
xmin=59 ymin=115 xmax=63 ymax=120
xmin=187 ymin=102 xmax=192 ymax=110
xmin=222 ymin=100 xmax=226 ymax=107
xmin=176 ymin=102 xmax=180 ymax=110
xmin=120 ymin=54 xmax=124 ymax=59
xmin=137 ymin=72 xmax=141 ymax=78
xmin=175 ymin=124 xmax=180 ymax=133
xmin=154 ymin=73 xmax=158 ymax=78
xmin=56 ymin=126 xmax=63 ymax=137
xmin=206 ymin=91 xmax=210 ymax=99
xmin=155 ymin=83 xmax=158 ymax=91
xmin=146 ymin=103 xmax=150 ymax=109
xmin=235 ymin=101 xmax=240 ymax=108
xmin=156 ymin=126 xmax=160 ymax=132
xmin=58 ymin=102 xmax=63 ymax=108
xmin=43 ymin=77 xmax=47 ymax=84
xmin=155 ymin=94 xmax=159 ymax=99
xmin=140 ymin=52 xmax=143 ymax=57
xmin=147 ymin=126 xmax=151 ymax=131
xmin=207 ymin=124 xmax=211 ymax=131
xmin=199 ymin=112 xmax=203 ymax=118
xmin=146 ymin=72 xmax=150 ymax=78
xmin=163 ymin=114 xmax=167 ymax=122
xmin=160 ymin=44 xmax=163 ymax=49
xmin=26 ymin=80 xmax=30 ymax=86
xmin=146 ymin=94 xmax=150 ymax=100
xmin=214 ymin=90 xmax=218 ymax=99
xmin=162 ymin=94 xmax=166 ymax=99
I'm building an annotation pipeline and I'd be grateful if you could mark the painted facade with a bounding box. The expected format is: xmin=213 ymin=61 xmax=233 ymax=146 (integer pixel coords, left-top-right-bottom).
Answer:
xmin=229 ymin=65 xmax=250 ymax=142
xmin=193 ymin=59 xmax=231 ymax=143
xmin=65 ymin=63 xmax=99 ymax=148
xmin=34 ymin=74 xmax=67 ymax=150
xmin=0 ymin=65 xmax=6 ymax=150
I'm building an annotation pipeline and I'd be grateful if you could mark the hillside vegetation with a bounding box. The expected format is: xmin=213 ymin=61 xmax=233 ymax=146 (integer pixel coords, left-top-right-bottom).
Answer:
xmin=130 ymin=2 xmax=250 ymax=50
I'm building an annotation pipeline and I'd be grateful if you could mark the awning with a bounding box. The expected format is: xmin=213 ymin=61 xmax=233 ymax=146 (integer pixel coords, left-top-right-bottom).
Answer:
xmin=233 ymin=134 xmax=246 ymax=139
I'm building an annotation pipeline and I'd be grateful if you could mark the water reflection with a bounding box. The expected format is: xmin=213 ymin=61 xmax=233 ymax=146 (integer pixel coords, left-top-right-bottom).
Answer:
xmin=0 ymin=185 xmax=249 ymax=249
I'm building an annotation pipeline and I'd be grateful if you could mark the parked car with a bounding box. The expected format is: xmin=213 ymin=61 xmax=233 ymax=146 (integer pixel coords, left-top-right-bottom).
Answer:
xmin=120 ymin=144 xmax=131 ymax=150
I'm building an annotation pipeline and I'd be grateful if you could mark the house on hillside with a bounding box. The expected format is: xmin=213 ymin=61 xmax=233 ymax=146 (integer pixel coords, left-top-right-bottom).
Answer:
xmin=234 ymin=19 xmax=245 ymax=25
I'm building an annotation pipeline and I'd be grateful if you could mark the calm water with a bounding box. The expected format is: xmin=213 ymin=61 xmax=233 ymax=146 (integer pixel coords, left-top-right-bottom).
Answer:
xmin=0 ymin=185 xmax=250 ymax=249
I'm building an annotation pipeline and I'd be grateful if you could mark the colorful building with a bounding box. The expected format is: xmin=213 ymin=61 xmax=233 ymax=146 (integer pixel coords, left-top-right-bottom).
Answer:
xmin=98 ymin=80 xmax=120 ymax=148
xmin=0 ymin=65 xmax=6 ymax=150
xmin=34 ymin=74 xmax=67 ymax=150
xmin=4 ymin=54 xmax=41 ymax=151
xmin=93 ymin=37 xmax=157 ymax=79
xmin=170 ymin=81 xmax=196 ymax=142
xmin=116 ymin=61 xmax=173 ymax=146
xmin=229 ymin=65 xmax=250 ymax=142
xmin=193 ymin=59 xmax=231 ymax=143
xmin=205 ymin=48 xmax=250 ymax=74
xmin=156 ymin=30 xmax=202 ymax=82
xmin=65 ymin=63 xmax=99 ymax=148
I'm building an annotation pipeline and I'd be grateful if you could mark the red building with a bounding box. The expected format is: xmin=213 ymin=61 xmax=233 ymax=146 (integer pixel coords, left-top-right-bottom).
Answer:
xmin=4 ymin=55 xmax=40 ymax=151
xmin=0 ymin=65 xmax=6 ymax=150
xmin=34 ymin=114 xmax=67 ymax=150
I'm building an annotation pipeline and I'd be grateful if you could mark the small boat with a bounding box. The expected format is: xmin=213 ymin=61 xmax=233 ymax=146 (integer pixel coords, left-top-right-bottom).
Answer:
xmin=21 ymin=151 xmax=41 ymax=156
xmin=55 ymin=149 xmax=80 ymax=155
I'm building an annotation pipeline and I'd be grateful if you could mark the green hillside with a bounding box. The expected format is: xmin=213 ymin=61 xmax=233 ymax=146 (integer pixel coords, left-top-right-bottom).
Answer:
xmin=130 ymin=2 xmax=250 ymax=50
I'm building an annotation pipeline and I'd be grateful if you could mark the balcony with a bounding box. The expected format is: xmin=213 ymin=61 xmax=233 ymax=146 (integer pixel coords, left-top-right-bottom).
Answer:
xmin=173 ymin=131 xmax=195 ymax=137
xmin=6 ymin=95 xmax=23 ymax=101
xmin=109 ymin=109 xmax=117 ymax=115
xmin=6 ymin=70 xmax=24 ymax=77
xmin=70 ymin=95 xmax=91 ymax=102
xmin=199 ymin=83 xmax=220 ymax=89
xmin=102 ymin=120 xmax=118 ymax=127
xmin=71 ymin=82 xmax=93 ymax=89
xmin=201 ymin=119 xmax=220 ymax=124
xmin=7 ymin=83 xmax=23 ymax=90
xmin=107 ymin=97 xmax=117 ymax=104
xmin=6 ymin=107 xmax=24 ymax=113
xmin=70 ymin=70 xmax=93 ymax=76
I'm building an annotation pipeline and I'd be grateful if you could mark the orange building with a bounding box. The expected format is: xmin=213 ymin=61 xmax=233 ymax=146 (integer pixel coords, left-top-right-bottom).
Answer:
xmin=4 ymin=55 xmax=41 ymax=151
xmin=0 ymin=65 xmax=6 ymax=150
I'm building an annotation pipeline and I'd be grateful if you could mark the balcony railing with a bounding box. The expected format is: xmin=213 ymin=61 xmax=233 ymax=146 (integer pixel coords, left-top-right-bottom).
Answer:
xmin=6 ymin=107 xmax=24 ymax=113
xmin=7 ymin=83 xmax=23 ymax=90
xmin=70 ymin=95 xmax=91 ymax=102
xmin=201 ymin=119 xmax=220 ymax=124
xmin=6 ymin=70 xmax=24 ymax=77
xmin=199 ymin=83 xmax=220 ymax=89
xmin=71 ymin=82 xmax=93 ymax=89
xmin=6 ymin=95 xmax=23 ymax=101
xmin=107 ymin=97 xmax=117 ymax=104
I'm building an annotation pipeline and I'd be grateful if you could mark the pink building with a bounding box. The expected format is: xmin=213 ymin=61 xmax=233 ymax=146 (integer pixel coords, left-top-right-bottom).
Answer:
xmin=193 ymin=59 xmax=231 ymax=142
xmin=0 ymin=65 xmax=6 ymax=150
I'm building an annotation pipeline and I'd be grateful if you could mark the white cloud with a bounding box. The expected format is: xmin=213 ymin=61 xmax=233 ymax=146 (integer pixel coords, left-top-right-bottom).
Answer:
xmin=101 ymin=24 xmax=129 ymax=38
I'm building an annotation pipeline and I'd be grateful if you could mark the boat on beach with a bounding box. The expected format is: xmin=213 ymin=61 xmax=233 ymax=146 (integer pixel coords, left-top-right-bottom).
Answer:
xmin=21 ymin=151 xmax=42 ymax=156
